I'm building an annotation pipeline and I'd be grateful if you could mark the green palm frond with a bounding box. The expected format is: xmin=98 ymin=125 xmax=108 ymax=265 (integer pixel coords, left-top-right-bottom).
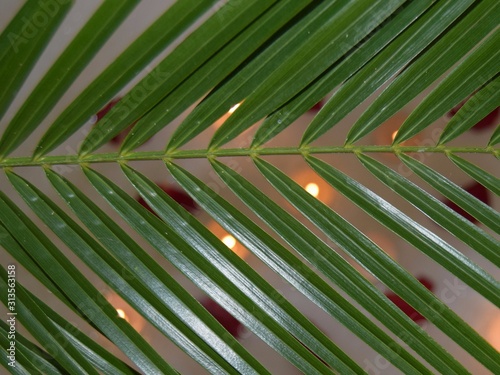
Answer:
xmin=0 ymin=1 xmax=498 ymax=374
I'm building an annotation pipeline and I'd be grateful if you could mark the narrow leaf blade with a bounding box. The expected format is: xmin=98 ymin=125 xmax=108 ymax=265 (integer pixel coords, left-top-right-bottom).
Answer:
xmin=448 ymin=153 xmax=500 ymax=196
xmin=0 ymin=267 xmax=99 ymax=375
xmin=123 ymin=163 xmax=358 ymax=373
xmin=167 ymin=1 xmax=352 ymax=150
xmin=46 ymin=167 xmax=265 ymax=375
xmin=210 ymin=0 xmax=405 ymax=149
xmin=252 ymin=0 xmax=437 ymax=148
xmin=306 ymin=155 xmax=500 ymax=373
xmin=439 ymin=75 xmax=500 ymax=144
xmin=488 ymin=124 xmax=500 ymax=145
xmin=304 ymin=0 xmax=475 ymax=146
xmin=0 ymin=320 xmax=63 ymax=375
xmin=167 ymin=161 xmax=437 ymax=375
xmin=79 ymin=0 xmax=278 ymax=156
xmin=5 ymin=171 xmax=178 ymax=375
xmin=0 ymin=0 xmax=138 ymax=158
xmin=394 ymin=29 xmax=500 ymax=144
xmin=120 ymin=0 xmax=313 ymax=154
xmin=21 ymin=289 xmax=140 ymax=375
xmin=34 ymin=0 xmax=218 ymax=158
xmin=84 ymin=166 xmax=335 ymax=375
xmin=400 ymin=153 xmax=500 ymax=234
xmin=357 ymin=153 xmax=499 ymax=266
xmin=349 ymin=0 xmax=497 ymax=145
xmin=0 ymin=0 xmax=73 ymax=122
xmin=212 ymin=158 xmax=470 ymax=375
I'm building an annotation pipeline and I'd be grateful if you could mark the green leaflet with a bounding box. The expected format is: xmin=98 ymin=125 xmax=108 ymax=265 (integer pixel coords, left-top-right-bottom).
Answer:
xmin=0 ymin=0 xmax=73 ymax=122
xmin=253 ymin=0 xmax=437 ymax=148
xmin=0 ymin=193 xmax=96 ymax=322
xmin=0 ymin=362 xmax=31 ymax=375
xmin=79 ymin=0 xmax=278 ymax=157
xmin=0 ymin=326 xmax=41 ymax=375
xmin=211 ymin=158 xmax=469 ymax=374
xmin=306 ymin=155 xmax=499 ymax=307
xmin=124 ymin=163 xmax=362 ymax=373
xmin=15 ymin=167 xmax=242 ymax=373
xmin=489 ymin=124 xmax=500 ymax=145
xmin=84 ymin=166 xmax=334 ymax=375
xmin=12 ymin=289 xmax=139 ymax=375
xmin=4 ymin=172 xmax=178 ymax=375
xmin=0 ymin=267 xmax=98 ymax=375
xmin=0 ymin=320 xmax=63 ymax=375
xmin=120 ymin=0 xmax=313 ymax=154
xmin=400 ymin=153 xmax=500 ymax=234
xmin=0 ymin=0 xmax=138 ymax=159
xmin=348 ymin=0 xmax=497 ymax=145
xmin=357 ymin=153 xmax=499 ymax=266
xmin=1 ymin=223 xmax=135 ymax=371
xmin=395 ymin=29 xmax=500 ymax=143
xmin=439 ymin=75 xmax=500 ymax=145
xmin=167 ymin=161 xmax=437 ymax=375
xmin=0 ymin=222 xmax=71 ymax=307
xmin=303 ymin=0 xmax=476 ymax=146
xmin=166 ymin=1 xmax=348 ymax=151
xmin=259 ymin=156 xmax=499 ymax=374
xmin=0 ymin=1 xmax=497 ymax=373
xmin=34 ymin=0 xmax=218 ymax=158
xmin=45 ymin=167 xmax=263 ymax=375
xmin=210 ymin=0 xmax=405 ymax=149
xmin=448 ymin=153 xmax=500 ymax=196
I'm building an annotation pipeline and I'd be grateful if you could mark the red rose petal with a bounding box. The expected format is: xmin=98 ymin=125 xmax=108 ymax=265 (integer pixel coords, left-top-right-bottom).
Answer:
xmin=308 ymin=100 xmax=324 ymax=113
xmin=442 ymin=181 xmax=490 ymax=224
xmin=200 ymin=298 xmax=243 ymax=339
xmin=471 ymin=107 xmax=499 ymax=132
xmin=94 ymin=98 xmax=145 ymax=145
xmin=448 ymin=99 xmax=499 ymax=132
xmin=447 ymin=99 xmax=467 ymax=118
xmin=416 ymin=277 xmax=434 ymax=291
xmin=136 ymin=186 xmax=198 ymax=214
xmin=385 ymin=277 xmax=434 ymax=323
xmin=95 ymin=98 xmax=121 ymax=122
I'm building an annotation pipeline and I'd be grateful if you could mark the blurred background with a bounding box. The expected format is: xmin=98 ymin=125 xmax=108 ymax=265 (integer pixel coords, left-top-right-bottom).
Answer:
xmin=0 ymin=1 xmax=498 ymax=374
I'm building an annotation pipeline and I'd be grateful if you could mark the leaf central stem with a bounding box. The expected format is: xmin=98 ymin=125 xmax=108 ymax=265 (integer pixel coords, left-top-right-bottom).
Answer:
xmin=0 ymin=146 xmax=497 ymax=168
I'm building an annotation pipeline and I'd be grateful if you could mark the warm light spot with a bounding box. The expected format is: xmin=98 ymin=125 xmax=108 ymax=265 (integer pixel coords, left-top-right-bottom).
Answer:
xmin=116 ymin=309 xmax=128 ymax=321
xmin=228 ymin=102 xmax=241 ymax=114
xmin=391 ymin=130 xmax=398 ymax=141
xmin=222 ymin=235 xmax=236 ymax=249
xmin=232 ymin=246 xmax=249 ymax=259
xmin=305 ymin=182 xmax=320 ymax=197
xmin=210 ymin=221 xmax=249 ymax=259
xmin=108 ymin=294 xmax=144 ymax=331
xmin=293 ymin=170 xmax=334 ymax=204
xmin=367 ymin=231 xmax=398 ymax=260
xmin=487 ymin=315 xmax=500 ymax=351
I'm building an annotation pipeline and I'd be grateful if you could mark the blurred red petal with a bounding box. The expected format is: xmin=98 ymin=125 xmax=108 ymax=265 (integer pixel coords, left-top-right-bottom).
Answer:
xmin=385 ymin=277 xmax=434 ymax=323
xmin=471 ymin=107 xmax=499 ymax=132
xmin=95 ymin=98 xmax=121 ymax=122
xmin=447 ymin=99 xmax=466 ymax=118
xmin=442 ymin=181 xmax=490 ymax=224
xmin=136 ymin=185 xmax=198 ymax=214
xmin=448 ymin=98 xmax=499 ymax=132
xmin=200 ymin=298 xmax=243 ymax=339
xmin=308 ymin=100 xmax=324 ymax=113
xmin=94 ymin=98 xmax=146 ymax=146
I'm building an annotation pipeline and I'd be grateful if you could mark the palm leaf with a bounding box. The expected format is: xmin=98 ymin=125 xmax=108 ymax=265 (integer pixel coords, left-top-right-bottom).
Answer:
xmin=0 ymin=0 xmax=139 ymax=158
xmin=346 ymin=0 xmax=498 ymax=145
xmin=0 ymin=0 xmax=72 ymax=121
xmin=1 ymin=1 xmax=498 ymax=374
